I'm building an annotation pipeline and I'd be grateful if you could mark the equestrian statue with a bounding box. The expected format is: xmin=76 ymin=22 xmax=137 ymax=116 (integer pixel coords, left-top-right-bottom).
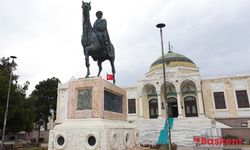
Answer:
xmin=81 ymin=1 xmax=116 ymax=84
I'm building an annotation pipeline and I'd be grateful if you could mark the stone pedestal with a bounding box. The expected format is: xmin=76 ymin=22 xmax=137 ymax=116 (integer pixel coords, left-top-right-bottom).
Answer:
xmin=48 ymin=77 xmax=138 ymax=150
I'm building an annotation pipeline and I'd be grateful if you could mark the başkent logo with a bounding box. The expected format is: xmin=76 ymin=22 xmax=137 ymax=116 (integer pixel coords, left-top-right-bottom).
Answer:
xmin=194 ymin=136 xmax=243 ymax=145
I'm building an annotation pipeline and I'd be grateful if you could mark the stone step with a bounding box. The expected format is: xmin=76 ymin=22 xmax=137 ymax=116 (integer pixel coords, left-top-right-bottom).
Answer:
xmin=133 ymin=117 xmax=228 ymax=146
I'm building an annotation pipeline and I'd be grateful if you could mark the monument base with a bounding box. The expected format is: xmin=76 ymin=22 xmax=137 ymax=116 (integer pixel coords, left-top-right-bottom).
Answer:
xmin=49 ymin=77 xmax=137 ymax=149
xmin=48 ymin=119 xmax=138 ymax=150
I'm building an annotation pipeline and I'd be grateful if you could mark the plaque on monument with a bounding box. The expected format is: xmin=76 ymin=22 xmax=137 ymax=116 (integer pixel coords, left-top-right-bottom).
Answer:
xmin=77 ymin=88 xmax=92 ymax=110
xmin=104 ymin=90 xmax=122 ymax=113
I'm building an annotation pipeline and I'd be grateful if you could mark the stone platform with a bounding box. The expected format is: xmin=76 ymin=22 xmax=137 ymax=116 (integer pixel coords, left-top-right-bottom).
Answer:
xmin=48 ymin=119 xmax=138 ymax=150
xmin=48 ymin=77 xmax=138 ymax=150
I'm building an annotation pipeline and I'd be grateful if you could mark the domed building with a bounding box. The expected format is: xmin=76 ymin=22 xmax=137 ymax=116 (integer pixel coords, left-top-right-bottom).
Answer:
xmin=125 ymin=49 xmax=250 ymax=146
xmin=126 ymin=50 xmax=204 ymax=120
xmin=150 ymin=50 xmax=197 ymax=70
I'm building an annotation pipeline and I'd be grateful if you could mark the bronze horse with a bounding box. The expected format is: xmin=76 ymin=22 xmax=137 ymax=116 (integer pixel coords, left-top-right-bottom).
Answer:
xmin=81 ymin=1 xmax=116 ymax=84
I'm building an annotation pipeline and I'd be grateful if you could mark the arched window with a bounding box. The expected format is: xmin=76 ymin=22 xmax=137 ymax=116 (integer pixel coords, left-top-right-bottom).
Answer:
xmin=181 ymin=84 xmax=196 ymax=96
xmin=166 ymin=85 xmax=177 ymax=97
xmin=147 ymin=87 xmax=157 ymax=97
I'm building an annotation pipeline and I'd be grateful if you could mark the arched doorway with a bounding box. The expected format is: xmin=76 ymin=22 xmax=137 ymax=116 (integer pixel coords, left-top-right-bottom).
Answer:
xmin=167 ymin=97 xmax=178 ymax=118
xmin=184 ymin=96 xmax=198 ymax=117
xmin=162 ymin=82 xmax=178 ymax=118
xmin=149 ymin=99 xmax=158 ymax=118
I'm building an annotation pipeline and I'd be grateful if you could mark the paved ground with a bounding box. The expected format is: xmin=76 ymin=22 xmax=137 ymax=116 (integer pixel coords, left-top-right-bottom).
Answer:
xmin=132 ymin=145 xmax=250 ymax=150
xmin=177 ymin=146 xmax=250 ymax=150
xmin=131 ymin=146 xmax=151 ymax=150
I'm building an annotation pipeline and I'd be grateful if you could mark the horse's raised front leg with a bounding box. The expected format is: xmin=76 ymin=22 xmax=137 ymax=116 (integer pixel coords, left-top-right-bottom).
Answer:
xmin=97 ymin=60 xmax=102 ymax=77
xmin=109 ymin=58 xmax=116 ymax=84
xmin=85 ymin=52 xmax=90 ymax=78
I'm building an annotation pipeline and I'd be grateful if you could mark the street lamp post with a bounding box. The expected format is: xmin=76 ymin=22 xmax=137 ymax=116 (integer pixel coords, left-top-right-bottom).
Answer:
xmin=156 ymin=23 xmax=172 ymax=150
xmin=1 ymin=56 xmax=17 ymax=150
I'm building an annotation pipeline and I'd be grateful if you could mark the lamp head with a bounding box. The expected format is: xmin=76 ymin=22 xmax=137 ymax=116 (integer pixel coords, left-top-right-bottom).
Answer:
xmin=156 ymin=23 xmax=166 ymax=28
xmin=10 ymin=56 xmax=17 ymax=59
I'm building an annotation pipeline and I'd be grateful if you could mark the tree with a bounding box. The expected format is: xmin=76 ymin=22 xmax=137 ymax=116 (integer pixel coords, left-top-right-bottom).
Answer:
xmin=31 ymin=77 xmax=60 ymax=130
xmin=0 ymin=57 xmax=35 ymax=133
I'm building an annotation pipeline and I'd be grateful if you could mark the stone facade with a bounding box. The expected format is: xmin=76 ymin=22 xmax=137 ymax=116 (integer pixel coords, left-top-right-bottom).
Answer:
xmin=125 ymin=51 xmax=250 ymax=122
xmin=202 ymin=75 xmax=250 ymax=119
xmin=126 ymin=65 xmax=205 ymax=120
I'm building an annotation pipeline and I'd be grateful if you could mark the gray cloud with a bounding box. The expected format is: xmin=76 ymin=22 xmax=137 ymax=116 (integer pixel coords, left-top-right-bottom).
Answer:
xmin=1 ymin=0 xmax=250 ymax=95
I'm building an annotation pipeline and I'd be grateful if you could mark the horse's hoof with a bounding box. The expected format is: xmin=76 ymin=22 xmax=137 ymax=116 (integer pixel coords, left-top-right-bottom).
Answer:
xmin=85 ymin=75 xmax=89 ymax=78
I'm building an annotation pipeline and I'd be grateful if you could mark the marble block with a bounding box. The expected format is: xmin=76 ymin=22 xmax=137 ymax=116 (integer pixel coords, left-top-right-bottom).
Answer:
xmin=55 ymin=77 xmax=127 ymax=123
xmin=48 ymin=119 xmax=139 ymax=150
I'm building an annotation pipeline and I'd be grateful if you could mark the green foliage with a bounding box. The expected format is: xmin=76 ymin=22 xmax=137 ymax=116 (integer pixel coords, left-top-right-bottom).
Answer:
xmin=31 ymin=77 xmax=60 ymax=130
xmin=0 ymin=57 xmax=35 ymax=133
xmin=223 ymin=135 xmax=239 ymax=139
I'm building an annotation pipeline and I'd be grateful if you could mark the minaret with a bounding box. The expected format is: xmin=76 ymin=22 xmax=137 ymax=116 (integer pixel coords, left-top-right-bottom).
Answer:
xmin=168 ymin=41 xmax=173 ymax=53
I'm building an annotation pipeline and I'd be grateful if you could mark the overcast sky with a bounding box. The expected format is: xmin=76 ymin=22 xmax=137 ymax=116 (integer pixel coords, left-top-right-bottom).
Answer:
xmin=1 ymin=0 xmax=250 ymax=95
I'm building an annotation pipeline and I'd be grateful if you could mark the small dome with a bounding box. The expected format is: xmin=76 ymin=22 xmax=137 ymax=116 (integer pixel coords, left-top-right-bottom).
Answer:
xmin=150 ymin=51 xmax=196 ymax=70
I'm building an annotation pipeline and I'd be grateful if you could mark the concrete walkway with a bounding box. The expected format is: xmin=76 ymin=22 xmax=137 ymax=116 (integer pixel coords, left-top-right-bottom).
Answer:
xmin=132 ymin=145 xmax=250 ymax=150
xmin=177 ymin=146 xmax=250 ymax=150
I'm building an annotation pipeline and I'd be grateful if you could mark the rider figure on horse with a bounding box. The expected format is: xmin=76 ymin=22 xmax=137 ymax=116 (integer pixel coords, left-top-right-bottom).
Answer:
xmin=93 ymin=11 xmax=111 ymax=56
